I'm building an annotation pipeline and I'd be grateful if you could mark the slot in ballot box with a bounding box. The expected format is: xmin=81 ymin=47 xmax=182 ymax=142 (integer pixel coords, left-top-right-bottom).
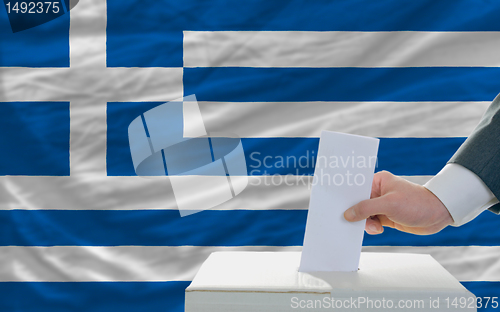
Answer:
xmin=185 ymin=251 xmax=476 ymax=312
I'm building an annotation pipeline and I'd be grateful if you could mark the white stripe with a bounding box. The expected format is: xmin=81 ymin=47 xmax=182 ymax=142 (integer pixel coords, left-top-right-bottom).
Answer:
xmin=2 ymin=246 xmax=302 ymax=282
xmin=2 ymin=246 xmax=497 ymax=282
xmin=184 ymin=31 xmax=500 ymax=67
xmin=0 ymin=67 xmax=182 ymax=102
xmin=362 ymin=246 xmax=500 ymax=282
xmin=70 ymin=0 xmax=106 ymax=69
xmin=199 ymin=101 xmax=487 ymax=138
xmin=0 ymin=175 xmax=431 ymax=210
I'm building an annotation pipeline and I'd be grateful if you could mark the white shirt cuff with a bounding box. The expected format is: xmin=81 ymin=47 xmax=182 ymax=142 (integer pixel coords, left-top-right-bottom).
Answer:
xmin=424 ymin=163 xmax=499 ymax=226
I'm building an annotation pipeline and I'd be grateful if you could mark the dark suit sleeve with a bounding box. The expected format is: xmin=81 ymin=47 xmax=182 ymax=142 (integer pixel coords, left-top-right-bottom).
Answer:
xmin=448 ymin=92 xmax=500 ymax=213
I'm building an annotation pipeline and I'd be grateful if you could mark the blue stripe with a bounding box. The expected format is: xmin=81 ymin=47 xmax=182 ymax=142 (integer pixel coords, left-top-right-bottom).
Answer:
xmin=108 ymin=119 xmax=464 ymax=177
xmin=106 ymin=31 xmax=183 ymax=67
xmin=0 ymin=102 xmax=70 ymax=176
xmin=0 ymin=281 xmax=188 ymax=312
xmin=184 ymin=67 xmax=500 ymax=102
xmin=462 ymin=282 xmax=500 ymax=311
xmin=1 ymin=209 xmax=499 ymax=246
xmin=106 ymin=0 xmax=500 ymax=67
xmin=0 ymin=281 xmax=497 ymax=311
xmin=0 ymin=6 xmax=69 ymax=67
xmin=107 ymin=0 xmax=500 ymax=31
xmin=107 ymin=102 xmax=464 ymax=176
xmin=245 ymin=137 xmax=463 ymax=176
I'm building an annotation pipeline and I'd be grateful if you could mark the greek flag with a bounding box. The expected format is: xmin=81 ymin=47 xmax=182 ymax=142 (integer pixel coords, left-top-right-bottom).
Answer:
xmin=1 ymin=0 xmax=500 ymax=310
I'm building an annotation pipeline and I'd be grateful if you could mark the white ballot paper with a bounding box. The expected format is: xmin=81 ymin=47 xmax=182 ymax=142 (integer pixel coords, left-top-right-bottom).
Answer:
xmin=299 ymin=131 xmax=379 ymax=272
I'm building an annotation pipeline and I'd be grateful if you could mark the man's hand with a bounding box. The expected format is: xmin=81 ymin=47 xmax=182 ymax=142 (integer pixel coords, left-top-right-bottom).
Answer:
xmin=343 ymin=171 xmax=454 ymax=235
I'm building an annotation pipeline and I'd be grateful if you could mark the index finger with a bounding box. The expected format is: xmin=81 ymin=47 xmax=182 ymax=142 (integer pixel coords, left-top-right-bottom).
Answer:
xmin=344 ymin=195 xmax=394 ymax=222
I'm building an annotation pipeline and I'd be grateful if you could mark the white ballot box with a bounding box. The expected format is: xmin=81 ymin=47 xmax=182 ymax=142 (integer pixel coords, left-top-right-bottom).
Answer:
xmin=185 ymin=251 xmax=476 ymax=312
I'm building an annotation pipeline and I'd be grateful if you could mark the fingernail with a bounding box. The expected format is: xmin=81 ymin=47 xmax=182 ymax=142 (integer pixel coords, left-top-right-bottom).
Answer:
xmin=346 ymin=208 xmax=356 ymax=221
xmin=368 ymin=224 xmax=379 ymax=233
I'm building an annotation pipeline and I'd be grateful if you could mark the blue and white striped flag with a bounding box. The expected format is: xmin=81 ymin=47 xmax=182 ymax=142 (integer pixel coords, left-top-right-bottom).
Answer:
xmin=1 ymin=0 xmax=500 ymax=310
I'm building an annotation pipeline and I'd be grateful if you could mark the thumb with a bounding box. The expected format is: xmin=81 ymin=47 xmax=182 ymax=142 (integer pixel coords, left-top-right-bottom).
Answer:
xmin=344 ymin=196 xmax=393 ymax=222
